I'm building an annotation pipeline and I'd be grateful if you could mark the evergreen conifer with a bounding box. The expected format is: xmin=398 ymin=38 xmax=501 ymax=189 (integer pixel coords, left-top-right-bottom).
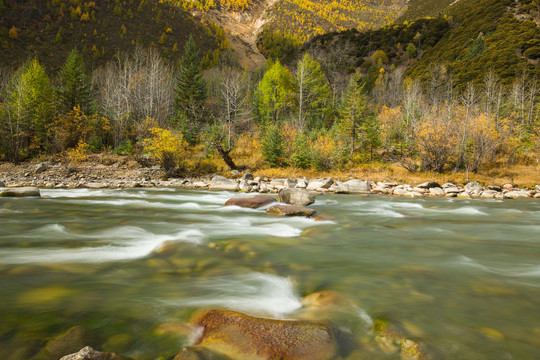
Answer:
xmin=57 ymin=49 xmax=94 ymax=114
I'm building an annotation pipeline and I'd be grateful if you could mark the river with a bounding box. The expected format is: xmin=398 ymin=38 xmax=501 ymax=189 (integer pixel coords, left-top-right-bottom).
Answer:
xmin=0 ymin=189 xmax=539 ymax=359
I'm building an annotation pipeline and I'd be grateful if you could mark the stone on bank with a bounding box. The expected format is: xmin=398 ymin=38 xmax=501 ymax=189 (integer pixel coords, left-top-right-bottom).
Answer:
xmin=0 ymin=186 xmax=41 ymax=197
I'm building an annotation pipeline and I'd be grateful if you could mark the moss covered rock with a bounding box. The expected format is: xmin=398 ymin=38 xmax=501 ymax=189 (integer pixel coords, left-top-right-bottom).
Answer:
xmin=266 ymin=204 xmax=316 ymax=217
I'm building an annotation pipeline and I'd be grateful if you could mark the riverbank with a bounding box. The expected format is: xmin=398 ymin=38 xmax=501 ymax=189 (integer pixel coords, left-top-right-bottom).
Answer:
xmin=1 ymin=159 xmax=539 ymax=199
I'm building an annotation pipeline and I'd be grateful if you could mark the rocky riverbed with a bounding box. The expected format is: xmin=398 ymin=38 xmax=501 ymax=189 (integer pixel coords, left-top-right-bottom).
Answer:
xmin=1 ymin=161 xmax=539 ymax=200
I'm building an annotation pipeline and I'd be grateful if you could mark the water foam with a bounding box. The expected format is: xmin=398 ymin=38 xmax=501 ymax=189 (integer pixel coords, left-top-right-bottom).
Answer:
xmin=165 ymin=272 xmax=302 ymax=317
xmin=0 ymin=227 xmax=204 ymax=264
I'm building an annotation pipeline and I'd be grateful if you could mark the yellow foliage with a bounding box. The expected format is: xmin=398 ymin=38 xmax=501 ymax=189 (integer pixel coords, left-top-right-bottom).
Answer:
xmin=143 ymin=127 xmax=187 ymax=170
xmin=8 ymin=26 xmax=17 ymax=39
xmin=230 ymin=131 xmax=264 ymax=170
xmin=80 ymin=12 xmax=90 ymax=21
xmin=67 ymin=140 xmax=89 ymax=163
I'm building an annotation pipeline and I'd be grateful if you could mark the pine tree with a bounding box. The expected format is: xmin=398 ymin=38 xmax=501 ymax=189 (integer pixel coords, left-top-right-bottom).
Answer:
xmin=174 ymin=35 xmax=207 ymax=143
xmin=262 ymin=125 xmax=285 ymax=167
xmin=57 ymin=48 xmax=94 ymax=114
xmin=295 ymin=53 xmax=331 ymax=130
xmin=339 ymin=72 xmax=369 ymax=155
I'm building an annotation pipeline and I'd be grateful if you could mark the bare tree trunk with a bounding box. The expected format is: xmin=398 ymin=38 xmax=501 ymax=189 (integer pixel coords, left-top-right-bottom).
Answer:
xmin=213 ymin=142 xmax=238 ymax=170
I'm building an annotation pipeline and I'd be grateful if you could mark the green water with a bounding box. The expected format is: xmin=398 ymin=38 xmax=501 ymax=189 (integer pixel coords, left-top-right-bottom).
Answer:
xmin=0 ymin=189 xmax=539 ymax=359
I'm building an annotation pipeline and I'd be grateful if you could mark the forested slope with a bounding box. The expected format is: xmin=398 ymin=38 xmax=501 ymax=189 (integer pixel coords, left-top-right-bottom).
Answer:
xmin=0 ymin=0 xmax=226 ymax=71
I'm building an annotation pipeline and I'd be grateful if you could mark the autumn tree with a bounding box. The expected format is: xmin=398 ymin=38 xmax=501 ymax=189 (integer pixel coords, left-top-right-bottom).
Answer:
xmin=338 ymin=72 xmax=369 ymax=155
xmin=255 ymin=60 xmax=295 ymax=124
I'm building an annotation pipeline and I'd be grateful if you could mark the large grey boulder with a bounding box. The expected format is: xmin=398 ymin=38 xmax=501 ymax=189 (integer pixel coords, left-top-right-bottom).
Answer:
xmin=343 ymin=179 xmax=371 ymax=194
xmin=0 ymin=187 xmax=41 ymax=197
xmin=428 ymin=187 xmax=444 ymax=196
xmin=60 ymin=346 xmax=124 ymax=360
xmin=278 ymin=188 xmax=315 ymax=206
xmin=306 ymin=178 xmax=333 ymax=191
xmin=209 ymin=175 xmax=239 ymax=191
xmin=536 ymin=185 xmax=540 ymax=191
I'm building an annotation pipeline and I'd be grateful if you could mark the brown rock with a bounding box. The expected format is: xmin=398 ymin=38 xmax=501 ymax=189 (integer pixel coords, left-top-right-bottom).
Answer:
xmin=266 ymin=204 xmax=316 ymax=217
xmin=176 ymin=309 xmax=344 ymax=360
xmin=34 ymin=326 xmax=98 ymax=360
xmin=224 ymin=195 xmax=276 ymax=208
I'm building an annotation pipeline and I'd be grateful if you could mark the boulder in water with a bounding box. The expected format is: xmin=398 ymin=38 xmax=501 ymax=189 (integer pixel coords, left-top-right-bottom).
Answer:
xmin=278 ymin=188 xmax=315 ymax=206
xmin=60 ymin=346 xmax=124 ymax=360
xmin=0 ymin=186 xmax=41 ymax=197
xmin=504 ymin=190 xmax=530 ymax=199
xmin=175 ymin=309 xmax=344 ymax=360
xmin=224 ymin=195 xmax=275 ymax=208
xmin=266 ymin=204 xmax=316 ymax=217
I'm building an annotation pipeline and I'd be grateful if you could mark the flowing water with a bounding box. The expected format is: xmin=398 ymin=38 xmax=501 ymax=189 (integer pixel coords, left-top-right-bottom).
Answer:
xmin=0 ymin=189 xmax=539 ymax=359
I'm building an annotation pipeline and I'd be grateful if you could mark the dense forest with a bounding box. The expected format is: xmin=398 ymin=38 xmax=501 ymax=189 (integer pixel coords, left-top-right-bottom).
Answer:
xmin=1 ymin=33 xmax=538 ymax=179
xmin=0 ymin=0 xmax=539 ymax=180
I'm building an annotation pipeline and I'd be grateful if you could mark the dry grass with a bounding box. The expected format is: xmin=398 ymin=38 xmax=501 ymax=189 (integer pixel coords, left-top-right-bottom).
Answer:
xmin=250 ymin=162 xmax=540 ymax=188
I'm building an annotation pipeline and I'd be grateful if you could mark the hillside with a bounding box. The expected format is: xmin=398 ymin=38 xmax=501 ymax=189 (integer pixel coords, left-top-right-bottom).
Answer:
xmin=256 ymin=0 xmax=407 ymax=63
xmin=303 ymin=0 xmax=540 ymax=88
xmin=0 ymin=0 xmax=226 ymax=72
xmin=397 ymin=0 xmax=456 ymax=22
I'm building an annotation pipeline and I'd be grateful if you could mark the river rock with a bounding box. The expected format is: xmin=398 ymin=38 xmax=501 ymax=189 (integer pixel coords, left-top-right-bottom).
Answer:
xmin=60 ymin=346 xmax=124 ymax=360
xmin=238 ymin=179 xmax=251 ymax=192
xmin=0 ymin=181 xmax=5 ymax=187
xmin=284 ymin=178 xmax=297 ymax=188
xmin=487 ymin=185 xmax=502 ymax=192
xmin=35 ymin=326 xmax=98 ymax=360
xmin=343 ymin=179 xmax=371 ymax=194
xmin=444 ymin=186 xmax=461 ymax=194
xmin=296 ymin=178 xmax=308 ymax=188
xmin=465 ymin=181 xmax=482 ymax=191
xmin=278 ymin=188 xmax=315 ymax=206
xmin=329 ymin=182 xmax=350 ymax=194
xmin=536 ymin=185 xmax=540 ymax=191
xmin=175 ymin=346 xmax=232 ymax=360
xmin=504 ymin=190 xmax=530 ymax=199
xmin=266 ymin=204 xmax=316 ymax=217
xmin=306 ymin=178 xmax=333 ymax=191
xmin=241 ymin=172 xmax=254 ymax=181
xmin=428 ymin=187 xmax=444 ymax=196
xmin=209 ymin=176 xmax=239 ymax=191
xmin=479 ymin=191 xmax=495 ymax=199
xmin=83 ymin=182 xmax=109 ymax=189
xmin=224 ymin=195 xmax=275 ymax=208
xmin=34 ymin=162 xmax=48 ymax=174
xmin=0 ymin=186 xmax=41 ymax=197
xmin=417 ymin=181 xmax=441 ymax=189
xmin=175 ymin=309 xmax=344 ymax=360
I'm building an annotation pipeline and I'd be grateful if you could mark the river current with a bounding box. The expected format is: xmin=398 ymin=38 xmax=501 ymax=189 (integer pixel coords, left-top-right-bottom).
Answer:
xmin=0 ymin=189 xmax=539 ymax=359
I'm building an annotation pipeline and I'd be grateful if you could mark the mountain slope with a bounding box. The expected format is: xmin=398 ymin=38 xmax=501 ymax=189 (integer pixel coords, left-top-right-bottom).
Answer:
xmin=303 ymin=0 xmax=540 ymax=88
xmin=0 ymin=0 xmax=224 ymax=71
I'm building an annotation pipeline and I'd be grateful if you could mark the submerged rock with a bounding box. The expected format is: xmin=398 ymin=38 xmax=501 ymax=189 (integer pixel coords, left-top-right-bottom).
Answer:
xmin=175 ymin=346 xmax=232 ymax=360
xmin=0 ymin=186 xmax=41 ymax=197
xmin=34 ymin=326 xmax=98 ymax=360
xmin=175 ymin=309 xmax=345 ymax=360
xmin=401 ymin=339 xmax=429 ymax=360
xmin=224 ymin=195 xmax=276 ymax=208
xmin=266 ymin=204 xmax=316 ymax=217
xmin=60 ymin=346 xmax=124 ymax=360
xmin=278 ymin=188 xmax=316 ymax=206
